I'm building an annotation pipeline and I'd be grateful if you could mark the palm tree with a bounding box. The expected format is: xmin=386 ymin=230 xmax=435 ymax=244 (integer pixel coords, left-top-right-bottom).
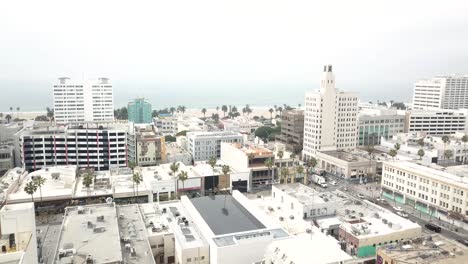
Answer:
xmin=208 ymin=157 xmax=217 ymax=193
xmin=180 ymin=106 xmax=186 ymax=114
xmin=247 ymin=153 xmax=255 ymax=166
xmin=231 ymin=106 xmax=238 ymax=114
xmin=177 ymin=171 xmax=188 ymax=197
xmin=5 ymin=114 xmax=12 ymax=123
xmin=269 ymin=108 xmax=274 ymax=119
xmin=277 ymin=150 xmax=284 ymax=168
xmin=222 ymin=105 xmax=228 ymax=117
xmin=16 ymin=107 xmax=20 ymax=119
xmin=201 ymin=108 xmax=207 ymax=118
xmin=264 ymin=158 xmax=274 ymax=185
xmin=417 ymin=138 xmax=425 ymax=148
xmin=242 ymin=107 xmax=246 ymax=116
xmin=170 ymin=162 xmax=180 ymax=198
xmin=24 ymin=181 xmax=38 ymax=203
xmin=389 ymin=149 xmax=397 ymax=160
xmin=33 ymin=176 xmax=46 ymax=203
xmin=128 ymin=161 xmax=136 ymax=171
xmin=444 ymin=150 xmax=453 ymax=163
xmin=278 ymin=106 xmax=283 ymax=116
xmin=221 ymin=165 xmax=231 ymax=191
xmin=216 ymin=106 xmax=220 ymax=114
xmin=46 ymin=107 xmax=54 ymax=121
xmin=394 ymin=143 xmax=401 ymax=153
xmin=289 ymin=153 xmax=296 ymax=166
xmin=132 ymin=172 xmax=143 ymax=202
xmin=442 ymin=135 xmax=450 ymax=164
xmin=305 ymin=158 xmax=317 ymax=176
xmin=170 ymin=107 xmax=176 ymax=115
xmin=417 ymin=149 xmax=425 ymax=160
xmin=280 ymin=167 xmax=289 ymax=184
xmin=295 ymin=165 xmax=304 ymax=184
xmin=83 ymin=173 xmax=93 ymax=193
xmin=462 ymin=134 xmax=468 ymax=164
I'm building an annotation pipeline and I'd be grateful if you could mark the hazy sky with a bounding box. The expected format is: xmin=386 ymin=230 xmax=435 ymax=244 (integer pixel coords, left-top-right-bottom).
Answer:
xmin=1 ymin=0 xmax=468 ymax=110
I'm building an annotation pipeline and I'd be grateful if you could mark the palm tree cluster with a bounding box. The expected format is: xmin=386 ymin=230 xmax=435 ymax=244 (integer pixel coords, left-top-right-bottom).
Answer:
xmin=219 ymin=105 xmax=241 ymax=118
xmin=24 ymin=175 xmax=47 ymax=203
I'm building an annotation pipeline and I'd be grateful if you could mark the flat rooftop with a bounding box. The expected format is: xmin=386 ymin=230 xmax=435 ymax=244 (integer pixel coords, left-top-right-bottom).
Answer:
xmin=117 ymin=205 xmax=155 ymax=264
xmin=320 ymin=150 xmax=370 ymax=162
xmin=274 ymin=183 xmax=346 ymax=205
xmin=55 ymin=203 xmax=122 ymax=264
xmin=191 ymin=195 xmax=266 ymax=235
xmin=379 ymin=234 xmax=468 ymax=264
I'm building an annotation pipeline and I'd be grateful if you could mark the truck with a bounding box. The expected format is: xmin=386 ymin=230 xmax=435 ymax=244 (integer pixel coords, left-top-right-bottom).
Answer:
xmin=311 ymin=174 xmax=327 ymax=188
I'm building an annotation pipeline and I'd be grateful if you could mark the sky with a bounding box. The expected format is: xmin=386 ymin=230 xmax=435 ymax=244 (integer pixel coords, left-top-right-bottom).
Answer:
xmin=1 ymin=0 xmax=468 ymax=111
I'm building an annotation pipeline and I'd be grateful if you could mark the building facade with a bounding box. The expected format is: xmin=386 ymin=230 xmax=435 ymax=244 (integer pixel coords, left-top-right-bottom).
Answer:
xmin=187 ymin=131 xmax=244 ymax=161
xmin=413 ymin=75 xmax=468 ymax=110
xmin=358 ymin=108 xmax=405 ymax=146
xmin=53 ymin=77 xmax=114 ymax=124
xmin=275 ymin=109 xmax=304 ymax=153
xmin=127 ymin=125 xmax=165 ymax=167
xmin=17 ymin=123 xmax=128 ymax=172
xmin=381 ymin=161 xmax=468 ymax=227
xmin=128 ymin=98 xmax=152 ymax=124
xmin=303 ymin=65 xmax=359 ymax=160
xmin=404 ymin=109 xmax=468 ymax=136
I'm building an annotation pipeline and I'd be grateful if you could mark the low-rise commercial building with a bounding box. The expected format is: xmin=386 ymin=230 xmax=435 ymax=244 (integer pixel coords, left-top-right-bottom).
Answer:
xmin=358 ymin=108 xmax=405 ymax=146
xmin=404 ymin=109 xmax=468 ymax=136
xmin=0 ymin=144 xmax=14 ymax=175
xmin=316 ymin=150 xmax=376 ymax=179
xmin=221 ymin=117 xmax=262 ymax=134
xmin=381 ymin=161 xmax=468 ymax=229
xmin=127 ymin=125 xmax=165 ymax=167
xmin=153 ymin=115 xmax=177 ymax=135
xmin=187 ymin=131 xmax=244 ymax=161
xmin=164 ymin=142 xmax=193 ymax=165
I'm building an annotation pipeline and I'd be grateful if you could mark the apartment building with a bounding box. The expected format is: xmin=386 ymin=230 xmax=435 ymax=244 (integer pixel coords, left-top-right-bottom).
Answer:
xmin=16 ymin=122 xmax=128 ymax=172
xmin=358 ymin=108 xmax=405 ymax=146
xmin=303 ymin=65 xmax=359 ymax=160
xmin=128 ymin=98 xmax=152 ymax=124
xmin=127 ymin=124 xmax=165 ymax=167
xmin=275 ymin=109 xmax=304 ymax=153
xmin=381 ymin=161 xmax=468 ymax=227
xmin=404 ymin=109 xmax=468 ymax=135
xmin=187 ymin=131 xmax=244 ymax=161
xmin=413 ymin=75 xmax=468 ymax=110
xmin=53 ymin=77 xmax=114 ymax=124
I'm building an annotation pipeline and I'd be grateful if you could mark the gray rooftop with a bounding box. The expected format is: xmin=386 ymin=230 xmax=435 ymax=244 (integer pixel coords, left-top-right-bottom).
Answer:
xmin=191 ymin=195 xmax=265 ymax=235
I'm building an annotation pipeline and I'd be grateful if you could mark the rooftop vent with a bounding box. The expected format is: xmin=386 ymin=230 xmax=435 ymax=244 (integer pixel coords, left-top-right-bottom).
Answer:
xmin=96 ymin=215 xmax=104 ymax=222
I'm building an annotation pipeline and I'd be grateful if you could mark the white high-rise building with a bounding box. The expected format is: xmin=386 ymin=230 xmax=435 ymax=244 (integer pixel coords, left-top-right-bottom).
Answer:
xmin=303 ymin=65 xmax=359 ymax=159
xmin=412 ymin=75 xmax=468 ymax=110
xmin=53 ymin=77 xmax=114 ymax=124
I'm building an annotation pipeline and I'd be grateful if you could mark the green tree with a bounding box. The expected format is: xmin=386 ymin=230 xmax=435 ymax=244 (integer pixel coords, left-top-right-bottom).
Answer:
xmin=444 ymin=149 xmax=453 ymax=161
xmin=417 ymin=149 xmax=425 ymax=160
xmin=83 ymin=173 xmax=94 ymax=193
xmin=132 ymin=172 xmax=143 ymax=202
xmin=5 ymin=114 xmax=11 ymax=123
xmin=46 ymin=107 xmax=54 ymax=121
xmin=170 ymin=107 xmax=176 ymax=115
xmin=222 ymin=105 xmax=228 ymax=117
xmin=442 ymin=135 xmax=450 ymax=163
xmin=277 ymin=106 xmax=283 ymax=116
xmin=170 ymin=162 xmax=180 ymax=198
xmin=164 ymin=135 xmax=176 ymax=142
xmin=305 ymin=158 xmax=317 ymax=176
xmin=389 ymin=149 xmax=397 ymax=160
xmin=177 ymin=171 xmax=188 ymax=197
xmin=264 ymin=158 xmax=274 ymax=185
xmin=462 ymin=134 xmax=468 ymax=164
xmin=289 ymin=153 xmax=296 ymax=166
xmin=280 ymin=167 xmax=289 ymax=184
xmin=394 ymin=143 xmax=401 ymax=152
xmin=277 ymin=150 xmax=284 ymax=168
xmin=35 ymin=115 xmax=49 ymax=121
xmin=24 ymin=181 xmax=38 ymax=203
xmin=417 ymin=138 xmax=425 ymax=148
xmin=179 ymin=106 xmax=186 ymax=114
xmin=33 ymin=176 xmax=46 ymax=203
xmin=201 ymin=108 xmax=207 ymax=118
xmin=295 ymin=165 xmax=304 ymax=184
xmin=176 ymin=130 xmax=188 ymax=136
xmin=269 ymin=108 xmax=274 ymax=119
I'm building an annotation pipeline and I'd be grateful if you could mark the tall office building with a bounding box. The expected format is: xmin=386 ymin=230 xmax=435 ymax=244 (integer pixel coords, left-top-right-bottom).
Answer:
xmin=53 ymin=77 xmax=114 ymax=124
xmin=412 ymin=75 xmax=468 ymax=110
xmin=303 ymin=65 xmax=359 ymax=160
xmin=128 ymin=98 xmax=152 ymax=123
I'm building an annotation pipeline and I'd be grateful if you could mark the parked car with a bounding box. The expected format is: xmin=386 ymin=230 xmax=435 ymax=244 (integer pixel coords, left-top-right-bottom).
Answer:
xmin=396 ymin=211 xmax=408 ymax=218
xmin=329 ymin=181 xmax=337 ymax=186
xmin=393 ymin=206 xmax=403 ymax=212
xmin=357 ymin=194 xmax=365 ymax=199
xmin=425 ymin=223 xmax=442 ymax=233
xmin=457 ymin=239 xmax=468 ymax=246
